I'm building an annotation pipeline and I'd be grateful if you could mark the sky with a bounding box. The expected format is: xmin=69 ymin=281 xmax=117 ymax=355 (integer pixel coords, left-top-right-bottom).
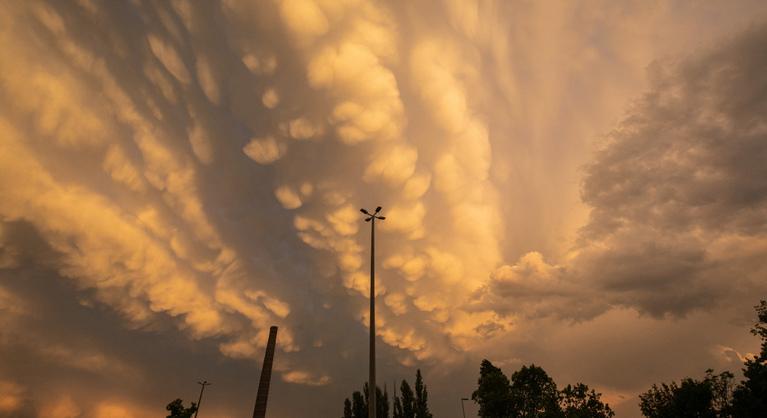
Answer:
xmin=1 ymin=1 xmax=767 ymax=417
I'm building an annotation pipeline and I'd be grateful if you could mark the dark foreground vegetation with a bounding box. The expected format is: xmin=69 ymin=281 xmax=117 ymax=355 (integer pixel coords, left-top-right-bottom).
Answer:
xmin=337 ymin=300 xmax=766 ymax=418
xmin=165 ymin=301 xmax=766 ymax=417
xmin=339 ymin=359 xmax=614 ymax=417
xmin=637 ymin=300 xmax=767 ymax=418
xmin=165 ymin=398 xmax=197 ymax=418
xmin=342 ymin=369 xmax=434 ymax=418
xmin=468 ymin=300 xmax=766 ymax=418
xmin=469 ymin=300 xmax=767 ymax=418
xmin=472 ymin=361 xmax=614 ymax=418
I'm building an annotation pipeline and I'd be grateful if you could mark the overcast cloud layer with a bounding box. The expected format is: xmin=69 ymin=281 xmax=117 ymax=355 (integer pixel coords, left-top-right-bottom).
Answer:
xmin=1 ymin=1 xmax=767 ymax=417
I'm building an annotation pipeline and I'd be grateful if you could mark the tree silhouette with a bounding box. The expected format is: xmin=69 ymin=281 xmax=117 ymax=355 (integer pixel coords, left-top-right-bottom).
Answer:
xmin=638 ymin=300 xmax=767 ymax=417
xmin=472 ymin=361 xmax=613 ymax=418
xmin=165 ymin=399 xmax=197 ymax=418
xmin=400 ymin=379 xmax=416 ymax=418
xmin=559 ymin=383 xmax=615 ymax=418
xmin=380 ymin=386 xmax=390 ymax=418
xmin=343 ymin=383 xmax=390 ymax=418
xmin=731 ymin=300 xmax=767 ymax=417
xmin=472 ymin=360 xmax=511 ymax=418
xmin=638 ymin=370 xmax=734 ymax=418
xmin=509 ymin=364 xmax=561 ymax=418
xmin=352 ymin=390 xmax=366 ymax=418
xmin=414 ymin=369 xmax=433 ymax=418
xmin=343 ymin=398 xmax=353 ymax=418
xmin=342 ymin=370 xmax=432 ymax=418
xmin=709 ymin=370 xmax=735 ymax=416
xmin=393 ymin=392 xmax=404 ymax=418
xmin=367 ymin=383 xmax=388 ymax=418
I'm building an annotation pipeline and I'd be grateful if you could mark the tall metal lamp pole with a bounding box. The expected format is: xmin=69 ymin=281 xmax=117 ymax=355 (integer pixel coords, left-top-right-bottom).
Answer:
xmin=194 ymin=380 xmax=211 ymax=418
xmin=361 ymin=206 xmax=385 ymax=418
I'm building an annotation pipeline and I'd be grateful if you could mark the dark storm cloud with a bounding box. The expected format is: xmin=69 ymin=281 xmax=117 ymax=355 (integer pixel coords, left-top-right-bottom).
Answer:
xmin=582 ymin=28 xmax=767 ymax=238
xmin=2 ymin=1 xmax=767 ymax=417
xmin=579 ymin=23 xmax=767 ymax=315
xmin=0 ymin=0 xmax=510 ymax=414
xmin=477 ymin=23 xmax=767 ymax=321
xmin=0 ymin=1 xmax=361 ymax=415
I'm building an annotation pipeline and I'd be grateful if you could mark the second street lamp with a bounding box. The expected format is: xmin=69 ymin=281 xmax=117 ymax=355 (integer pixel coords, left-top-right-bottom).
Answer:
xmin=361 ymin=206 xmax=385 ymax=418
xmin=194 ymin=380 xmax=211 ymax=418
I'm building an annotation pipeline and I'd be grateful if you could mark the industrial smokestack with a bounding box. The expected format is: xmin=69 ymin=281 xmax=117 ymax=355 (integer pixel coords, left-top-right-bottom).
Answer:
xmin=252 ymin=326 xmax=278 ymax=418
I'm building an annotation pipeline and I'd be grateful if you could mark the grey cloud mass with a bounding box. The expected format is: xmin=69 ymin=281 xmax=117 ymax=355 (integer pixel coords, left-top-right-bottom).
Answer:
xmin=1 ymin=1 xmax=767 ymax=418
xmin=478 ymin=22 xmax=767 ymax=320
xmin=582 ymin=22 xmax=767 ymax=313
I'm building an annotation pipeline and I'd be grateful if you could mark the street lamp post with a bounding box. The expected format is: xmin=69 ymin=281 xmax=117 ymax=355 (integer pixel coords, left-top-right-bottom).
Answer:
xmin=460 ymin=397 xmax=469 ymax=418
xmin=361 ymin=206 xmax=385 ymax=418
xmin=194 ymin=380 xmax=211 ymax=418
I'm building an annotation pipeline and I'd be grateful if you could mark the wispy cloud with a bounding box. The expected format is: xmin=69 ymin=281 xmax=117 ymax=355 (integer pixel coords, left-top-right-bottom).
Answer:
xmin=1 ymin=1 xmax=766 ymax=416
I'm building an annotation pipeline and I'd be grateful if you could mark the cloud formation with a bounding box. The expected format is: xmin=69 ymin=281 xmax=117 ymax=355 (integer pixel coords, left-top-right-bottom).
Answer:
xmin=477 ymin=22 xmax=767 ymax=323
xmin=1 ymin=1 xmax=767 ymax=417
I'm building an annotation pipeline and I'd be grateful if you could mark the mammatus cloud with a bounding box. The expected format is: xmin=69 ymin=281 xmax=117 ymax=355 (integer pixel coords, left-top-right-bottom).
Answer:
xmin=1 ymin=0 xmax=767 ymax=417
xmin=0 ymin=0 xmax=303 ymax=401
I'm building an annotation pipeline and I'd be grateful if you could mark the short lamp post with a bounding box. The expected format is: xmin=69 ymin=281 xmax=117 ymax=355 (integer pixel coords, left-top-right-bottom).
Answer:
xmin=460 ymin=397 xmax=470 ymax=418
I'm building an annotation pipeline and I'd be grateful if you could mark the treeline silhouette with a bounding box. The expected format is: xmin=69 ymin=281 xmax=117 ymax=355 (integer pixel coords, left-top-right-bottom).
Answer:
xmin=339 ymin=300 xmax=766 ymax=418
xmin=341 ymin=362 xmax=614 ymax=418
xmin=472 ymin=361 xmax=614 ymax=418
xmin=342 ymin=369 xmax=433 ymax=418
xmin=166 ymin=300 xmax=766 ymax=417
xmin=468 ymin=299 xmax=767 ymax=418
xmin=638 ymin=300 xmax=767 ymax=417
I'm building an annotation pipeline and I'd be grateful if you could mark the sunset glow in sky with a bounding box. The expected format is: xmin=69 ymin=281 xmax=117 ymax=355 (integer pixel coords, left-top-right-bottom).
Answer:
xmin=2 ymin=1 xmax=767 ymax=417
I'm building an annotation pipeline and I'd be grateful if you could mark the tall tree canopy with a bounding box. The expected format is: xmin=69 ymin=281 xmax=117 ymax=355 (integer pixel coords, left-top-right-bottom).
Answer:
xmin=342 ymin=370 xmax=432 ymax=418
xmin=639 ymin=300 xmax=767 ymax=418
xmin=414 ymin=369 xmax=433 ymax=418
xmin=352 ymin=390 xmax=366 ymax=418
xmin=472 ymin=360 xmax=613 ymax=418
xmin=165 ymin=399 xmax=197 ymax=418
xmin=344 ymin=398 xmax=353 ymax=418
xmin=393 ymin=390 xmax=403 ymax=418
xmin=400 ymin=379 xmax=416 ymax=418
xmin=731 ymin=300 xmax=767 ymax=417
xmin=559 ymin=383 xmax=615 ymax=418
xmin=509 ymin=364 xmax=561 ymax=418
xmin=639 ymin=370 xmax=734 ymax=418
xmin=472 ymin=359 xmax=512 ymax=418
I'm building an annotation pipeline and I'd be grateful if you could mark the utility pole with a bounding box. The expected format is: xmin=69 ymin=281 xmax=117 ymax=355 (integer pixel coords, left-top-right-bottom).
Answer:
xmin=360 ymin=206 xmax=385 ymax=418
xmin=253 ymin=326 xmax=278 ymax=418
xmin=193 ymin=380 xmax=211 ymax=418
